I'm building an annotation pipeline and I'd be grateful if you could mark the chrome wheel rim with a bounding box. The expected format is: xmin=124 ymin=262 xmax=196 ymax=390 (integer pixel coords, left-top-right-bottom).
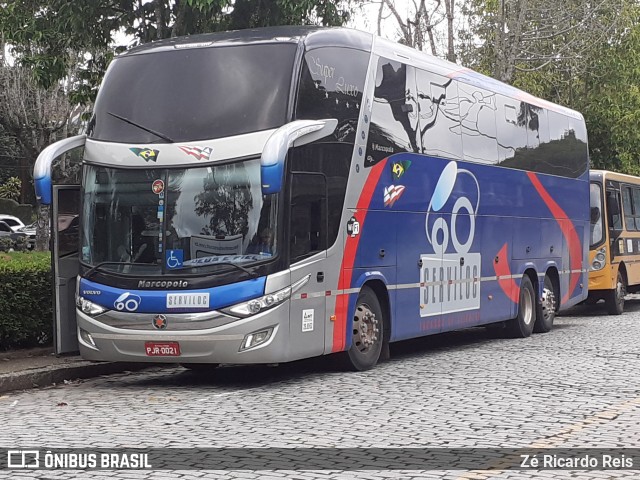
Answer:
xmin=541 ymin=286 xmax=555 ymax=323
xmin=522 ymin=287 xmax=533 ymax=326
xmin=353 ymin=303 xmax=379 ymax=353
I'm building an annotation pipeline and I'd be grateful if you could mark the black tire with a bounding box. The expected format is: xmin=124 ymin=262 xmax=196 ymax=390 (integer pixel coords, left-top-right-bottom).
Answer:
xmin=338 ymin=286 xmax=384 ymax=371
xmin=181 ymin=363 xmax=220 ymax=372
xmin=605 ymin=270 xmax=626 ymax=315
xmin=506 ymin=275 xmax=536 ymax=338
xmin=534 ymin=275 xmax=556 ymax=333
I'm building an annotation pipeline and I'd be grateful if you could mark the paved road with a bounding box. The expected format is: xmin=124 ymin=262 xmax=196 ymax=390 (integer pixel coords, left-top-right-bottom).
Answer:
xmin=1 ymin=299 xmax=639 ymax=479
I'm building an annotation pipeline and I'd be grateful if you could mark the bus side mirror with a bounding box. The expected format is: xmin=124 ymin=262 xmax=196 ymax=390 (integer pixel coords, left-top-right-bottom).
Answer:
xmin=590 ymin=207 xmax=600 ymax=224
xmin=34 ymin=134 xmax=87 ymax=205
xmin=260 ymin=119 xmax=337 ymax=195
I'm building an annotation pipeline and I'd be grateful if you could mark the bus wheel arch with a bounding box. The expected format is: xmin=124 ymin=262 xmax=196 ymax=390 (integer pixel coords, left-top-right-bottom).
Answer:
xmin=506 ymin=269 xmax=537 ymax=338
xmin=534 ymin=267 xmax=559 ymax=333
xmin=605 ymin=263 xmax=627 ymax=315
xmin=339 ymin=281 xmax=389 ymax=371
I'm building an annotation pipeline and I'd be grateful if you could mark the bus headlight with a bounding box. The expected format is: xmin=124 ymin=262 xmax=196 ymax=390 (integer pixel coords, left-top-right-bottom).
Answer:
xmin=591 ymin=247 xmax=606 ymax=271
xmin=221 ymin=275 xmax=310 ymax=318
xmin=76 ymin=296 xmax=107 ymax=316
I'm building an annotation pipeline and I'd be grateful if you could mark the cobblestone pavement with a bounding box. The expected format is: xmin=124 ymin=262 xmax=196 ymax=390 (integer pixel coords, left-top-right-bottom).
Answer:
xmin=1 ymin=299 xmax=639 ymax=479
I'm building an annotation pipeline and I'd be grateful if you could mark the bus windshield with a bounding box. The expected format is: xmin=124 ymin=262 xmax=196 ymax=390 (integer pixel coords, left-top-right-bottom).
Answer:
xmin=88 ymin=43 xmax=297 ymax=143
xmin=590 ymin=182 xmax=604 ymax=247
xmin=81 ymin=160 xmax=278 ymax=275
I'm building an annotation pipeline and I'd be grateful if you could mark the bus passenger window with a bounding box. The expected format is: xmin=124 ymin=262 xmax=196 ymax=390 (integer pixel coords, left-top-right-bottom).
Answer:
xmin=416 ymin=70 xmax=463 ymax=160
xmin=366 ymin=58 xmax=419 ymax=168
xmin=458 ymin=82 xmax=497 ymax=164
xmin=622 ymin=187 xmax=635 ymax=231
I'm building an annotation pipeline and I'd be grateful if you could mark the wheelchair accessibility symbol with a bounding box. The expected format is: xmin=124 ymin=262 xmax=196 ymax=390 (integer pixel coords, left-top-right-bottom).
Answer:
xmin=166 ymin=249 xmax=183 ymax=269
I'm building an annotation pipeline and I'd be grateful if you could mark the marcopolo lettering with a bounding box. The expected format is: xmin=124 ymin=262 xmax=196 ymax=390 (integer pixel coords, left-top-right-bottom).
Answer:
xmin=138 ymin=280 xmax=189 ymax=288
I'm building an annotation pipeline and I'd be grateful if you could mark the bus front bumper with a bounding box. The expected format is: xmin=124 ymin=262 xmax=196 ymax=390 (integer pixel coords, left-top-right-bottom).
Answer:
xmin=75 ymin=305 xmax=291 ymax=364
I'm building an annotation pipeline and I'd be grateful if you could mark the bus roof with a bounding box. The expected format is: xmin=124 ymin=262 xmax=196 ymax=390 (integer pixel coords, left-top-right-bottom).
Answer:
xmin=591 ymin=170 xmax=640 ymax=184
xmin=121 ymin=26 xmax=581 ymax=120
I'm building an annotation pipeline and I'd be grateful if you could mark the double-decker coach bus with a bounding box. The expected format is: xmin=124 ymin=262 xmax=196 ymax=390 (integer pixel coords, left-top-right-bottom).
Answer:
xmin=35 ymin=27 xmax=589 ymax=371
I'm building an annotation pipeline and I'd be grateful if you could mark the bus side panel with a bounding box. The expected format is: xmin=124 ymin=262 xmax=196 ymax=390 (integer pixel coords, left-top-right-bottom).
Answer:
xmin=394 ymin=211 xmax=442 ymax=342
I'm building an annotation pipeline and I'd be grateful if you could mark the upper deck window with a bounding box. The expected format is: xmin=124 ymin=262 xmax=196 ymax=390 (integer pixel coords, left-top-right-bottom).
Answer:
xmin=88 ymin=43 xmax=298 ymax=143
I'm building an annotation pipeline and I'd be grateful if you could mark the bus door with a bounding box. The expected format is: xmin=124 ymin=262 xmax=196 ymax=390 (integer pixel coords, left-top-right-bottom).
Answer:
xmin=52 ymin=185 xmax=81 ymax=354
xmin=287 ymin=172 xmax=328 ymax=359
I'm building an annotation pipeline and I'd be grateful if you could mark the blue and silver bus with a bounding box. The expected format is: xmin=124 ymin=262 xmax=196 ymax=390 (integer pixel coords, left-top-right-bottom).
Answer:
xmin=35 ymin=27 xmax=589 ymax=371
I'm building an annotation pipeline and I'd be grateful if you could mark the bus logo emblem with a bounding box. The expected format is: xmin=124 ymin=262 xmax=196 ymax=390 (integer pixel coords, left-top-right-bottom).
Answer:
xmin=152 ymin=314 xmax=167 ymax=330
xmin=130 ymin=147 xmax=159 ymax=162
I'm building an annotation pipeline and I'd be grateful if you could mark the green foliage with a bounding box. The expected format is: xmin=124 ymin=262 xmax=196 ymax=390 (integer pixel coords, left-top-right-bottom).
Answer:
xmin=0 ymin=0 xmax=357 ymax=105
xmin=0 ymin=177 xmax=21 ymax=202
xmin=0 ymin=252 xmax=52 ymax=350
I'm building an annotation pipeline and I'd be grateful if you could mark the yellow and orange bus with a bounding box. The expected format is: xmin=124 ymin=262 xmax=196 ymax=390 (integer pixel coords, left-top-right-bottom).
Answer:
xmin=588 ymin=170 xmax=640 ymax=314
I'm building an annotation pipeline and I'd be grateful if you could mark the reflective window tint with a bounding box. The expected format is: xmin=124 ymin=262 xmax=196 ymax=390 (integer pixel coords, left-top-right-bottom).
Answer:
xmin=366 ymin=58 xmax=419 ymax=168
xmin=296 ymin=47 xmax=369 ymax=143
xmin=632 ymin=188 xmax=640 ymax=232
xmin=623 ymin=187 xmax=635 ymax=231
xmin=416 ymin=70 xmax=462 ymax=160
xmin=496 ymin=96 xmax=528 ymax=164
xmin=289 ymin=143 xmax=351 ymax=248
xmin=289 ymin=174 xmax=327 ymax=263
xmin=590 ymin=183 xmax=604 ymax=247
xmin=458 ymin=82 xmax=498 ymax=163
xmin=89 ymin=44 xmax=297 ymax=143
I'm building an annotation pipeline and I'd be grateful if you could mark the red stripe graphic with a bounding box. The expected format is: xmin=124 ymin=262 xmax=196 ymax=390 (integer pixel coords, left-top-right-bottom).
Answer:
xmin=527 ymin=172 xmax=582 ymax=304
xmin=332 ymin=159 xmax=388 ymax=352
xmin=494 ymin=243 xmax=519 ymax=303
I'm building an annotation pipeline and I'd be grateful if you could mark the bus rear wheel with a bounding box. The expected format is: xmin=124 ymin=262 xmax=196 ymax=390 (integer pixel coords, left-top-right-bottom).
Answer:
xmin=605 ymin=271 xmax=626 ymax=315
xmin=534 ymin=275 xmax=556 ymax=333
xmin=506 ymin=275 xmax=536 ymax=338
xmin=340 ymin=287 xmax=384 ymax=371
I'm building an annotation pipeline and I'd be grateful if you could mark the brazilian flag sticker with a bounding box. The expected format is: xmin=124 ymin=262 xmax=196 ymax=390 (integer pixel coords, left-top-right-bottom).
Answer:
xmin=130 ymin=147 xmax=159 ymax=162
xmin=391 ymin=160 xmax=411 ymax=180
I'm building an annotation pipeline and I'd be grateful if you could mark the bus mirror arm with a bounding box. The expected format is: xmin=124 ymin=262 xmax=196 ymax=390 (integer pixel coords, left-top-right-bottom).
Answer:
xmin=260 ymin=119 xmax=338 ymax=195
xmin=34 ymin=134 xmax=87 ymax=205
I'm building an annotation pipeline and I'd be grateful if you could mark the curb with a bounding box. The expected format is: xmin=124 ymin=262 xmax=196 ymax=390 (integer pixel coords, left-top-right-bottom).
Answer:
xmin=0 ymin=360 xmax=156 ymax=394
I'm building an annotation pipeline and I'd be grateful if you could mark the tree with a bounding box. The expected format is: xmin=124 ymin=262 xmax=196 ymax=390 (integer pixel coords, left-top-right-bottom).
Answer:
xmin=372 ymin=0 xmax=458 ymax=61
xmin=0 ymin=63 xmax=73 ymax=205
xmin=0 ymin=0 xmax=359 ymax=104
xmin=458 ymin=0 xmax=640 ymax=174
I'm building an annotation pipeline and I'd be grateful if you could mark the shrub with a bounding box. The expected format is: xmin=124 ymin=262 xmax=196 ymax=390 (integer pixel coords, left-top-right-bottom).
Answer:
xmin=0 ymin=252 xmax=53 ymax=350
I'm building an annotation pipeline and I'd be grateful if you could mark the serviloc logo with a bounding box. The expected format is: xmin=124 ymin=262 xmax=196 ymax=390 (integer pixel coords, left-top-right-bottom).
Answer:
xmin=421 ymin=161 xmax=481 ymax=317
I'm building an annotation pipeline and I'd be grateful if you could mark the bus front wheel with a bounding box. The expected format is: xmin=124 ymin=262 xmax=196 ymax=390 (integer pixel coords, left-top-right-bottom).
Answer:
xmin=507 ymin=275 xmax=536 ymax=338
xmin=605 ymin=271 xmax=626 ymax=315
xmin=340 ymin=286 xmax=384 ymax=371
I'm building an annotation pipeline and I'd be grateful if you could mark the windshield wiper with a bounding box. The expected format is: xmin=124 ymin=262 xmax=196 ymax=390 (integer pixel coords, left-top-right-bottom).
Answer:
xmin=106 ymin=111 xmax=175 ymax=143
xmin=172 ymin=261 xmax=258 ymax=279
xmin=83 ymin=261 xmax=159 ymax=279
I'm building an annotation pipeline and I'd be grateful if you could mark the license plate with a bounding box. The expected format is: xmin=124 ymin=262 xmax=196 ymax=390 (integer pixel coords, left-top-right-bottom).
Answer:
xmin=145 ymin=342 xmax=181 ymax=356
